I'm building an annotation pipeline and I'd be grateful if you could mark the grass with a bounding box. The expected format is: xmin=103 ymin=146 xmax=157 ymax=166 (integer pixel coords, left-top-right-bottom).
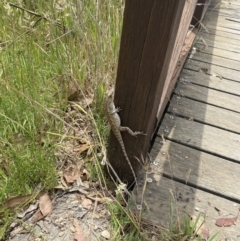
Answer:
xmin=0 ymin=1 xmax=218 ymax=240
xmin=0 ymin=0 xmax=123 ymax=238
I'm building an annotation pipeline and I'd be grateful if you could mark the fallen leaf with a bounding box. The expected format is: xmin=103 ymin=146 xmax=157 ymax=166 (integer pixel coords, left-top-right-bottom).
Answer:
xmin=215 ymin=208 xmax=240 ymax=227
xmin=33 ymin=210 xmax=44 ymax=222
xmin=1 ymin=194 xmax=32 ymax=208
xmin=39 ymin=193 xmax=52 ymax=217
xmin=64 ymin=164 xmax=80 ymax=184
xmin=73 ymin=219 xmax=86 ymax=241
xmin=73 ymin=144 xmax=90 ymax=154
xmin=82 ymin=198 xmax=92 ymax=210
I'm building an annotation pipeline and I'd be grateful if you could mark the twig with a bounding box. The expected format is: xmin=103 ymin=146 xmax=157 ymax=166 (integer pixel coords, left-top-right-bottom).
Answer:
xmin=9 ymin=2 xmax=45 ymax=18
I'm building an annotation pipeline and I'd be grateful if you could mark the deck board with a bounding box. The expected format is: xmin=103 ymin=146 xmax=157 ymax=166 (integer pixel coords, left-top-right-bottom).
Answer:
xmin=181 ymin=69 xmax=240 ymax=95
xmin=193 ymin=44 xmax=240 ymax=61
xmin=151 ymin=140 xmax=240 ymax=201
xmin=131 ymin=0 xmax=240 ymax=239
xmin=158 ymin=113 xmax=240 ymax=162
xmin=132 ymin=175 xmax=240 ymax=240
xmin=185 ymin=59 xmax=240 ymax=82
xmin=175 ymin=81 xmax=240 ymax=112
xmin=169 ymin=95 xmax=240 ymax=133
xmin=188 ymin=50 xmax=240 ymax=71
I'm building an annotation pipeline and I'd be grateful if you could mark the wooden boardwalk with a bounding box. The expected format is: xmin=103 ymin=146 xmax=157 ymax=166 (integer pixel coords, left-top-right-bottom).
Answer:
xmin=132 ymin=1 xmax=240 ymax=239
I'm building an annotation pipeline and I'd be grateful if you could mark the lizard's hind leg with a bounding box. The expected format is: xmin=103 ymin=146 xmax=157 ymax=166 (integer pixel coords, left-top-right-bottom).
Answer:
xmin=119 ymin=126 xmax=142 ymax=136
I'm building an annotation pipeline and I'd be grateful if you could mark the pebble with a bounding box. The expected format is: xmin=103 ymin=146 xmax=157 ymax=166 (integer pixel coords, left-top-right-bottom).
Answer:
xmin=101 ymin=230 xmax=110 ymax=239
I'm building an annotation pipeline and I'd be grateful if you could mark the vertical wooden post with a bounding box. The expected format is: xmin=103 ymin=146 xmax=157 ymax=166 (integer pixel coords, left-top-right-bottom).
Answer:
xmin=107 ymin=0 xmax=187 ymax=184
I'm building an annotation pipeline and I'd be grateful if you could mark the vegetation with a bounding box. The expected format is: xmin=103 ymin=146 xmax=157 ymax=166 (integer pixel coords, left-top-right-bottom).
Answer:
xmin=0 ymin=0 xmax=217 ymax=240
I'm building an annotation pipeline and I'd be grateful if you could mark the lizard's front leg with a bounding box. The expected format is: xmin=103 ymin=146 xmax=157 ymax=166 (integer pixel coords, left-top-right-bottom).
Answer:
xmin=111 ymin=107 xmax=121 ymax=115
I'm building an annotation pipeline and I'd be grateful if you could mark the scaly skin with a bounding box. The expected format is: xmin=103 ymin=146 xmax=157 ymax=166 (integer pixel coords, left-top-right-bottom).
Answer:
xmin=105 ymin=96 xmax=142 ymax=184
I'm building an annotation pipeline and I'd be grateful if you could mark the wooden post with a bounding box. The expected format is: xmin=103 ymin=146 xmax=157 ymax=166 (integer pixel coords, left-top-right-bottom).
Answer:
xmin=107 ymin=0 xmax=188 ymax=185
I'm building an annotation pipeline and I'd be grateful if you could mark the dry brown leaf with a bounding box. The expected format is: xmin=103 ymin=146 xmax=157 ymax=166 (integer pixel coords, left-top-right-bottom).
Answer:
xmin=64 ymin=164 xmax=80 ymax=184
xmin=73 ymin=144 xmax=90 ymax=154
xmin=73 ymin=218 xmax=86 ymax=241
xmin=215 ymin=208 xmax=240 ymax=227
xmin=1 ymin=194 xmax=32 ymax=208
xmin=33 ymin=210 xmax=44 ymax=222
xmin=82 ymin=198 xmax=92 ymax=210
xmin=39 ymin=193 xmax=52 ymax=217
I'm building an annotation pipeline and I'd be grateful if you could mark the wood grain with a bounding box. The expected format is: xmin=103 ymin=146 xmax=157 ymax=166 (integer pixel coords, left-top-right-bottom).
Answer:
xmin=181 ymin=68 xmax=240 ymax=96
xmin=193 ymin=44 xmax=240 ymax=61
xmin=174 ymin=80 xmax=240 ymax=112
xmin=188 ymin=50 xmax=240 ymax=71
xmin=151 ymin=139 xmax=240 ymax=200
xmin=108 ymin=0 xmax=187 ymax=183
xmin=132 ymin=175 xmax=240 ymax=240
xmin=158 ymin=113 xmax=240 ymax=162
xmin=184 ymin=58 xmax=240 ymax=82
xmin=169 ymin=94 xmax=240 ymax=133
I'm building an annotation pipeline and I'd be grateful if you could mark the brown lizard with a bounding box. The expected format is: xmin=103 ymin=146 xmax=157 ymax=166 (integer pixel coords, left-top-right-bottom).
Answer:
xmin=105 ymin=95 xmax=143 ymax=185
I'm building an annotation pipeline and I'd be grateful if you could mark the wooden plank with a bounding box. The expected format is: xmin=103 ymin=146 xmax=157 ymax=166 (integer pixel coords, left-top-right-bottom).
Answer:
xmin=151 ymin=139 xmax=240 ymax=201
xmin=175 ymin=81 xmax=240 ymax=112
xmin=199 ymin=31 xmax=240 ymax=47
xmin=201 ymin=22 xmax=240 ymax=34
xmin=205 ymin=9 xmax=240 ymax=19
xmin=181 ymin=68 xmax=240 ymax=96
xmin=169 ymin=95 xmax=240 ymax=133
xmin=188 ymin=50 xmax=240 ymax=71
xmin=184 ymin=59 xmax=240 ymax=82
xmin=158 ymin=113 xmax=240 ymax=162
xmin=211 ymin=0 xmax=240 ymax=7
xmin=195 ymin=32 xmax=240 ymax=53
xmin=132 ymin=175 xmax=240 ymax=240
xmin=199 ymin=28 xmax=240 ymax=40
xmin=206 ymin=8 xmax=240 ymax=18
xmin=107 ymin=0 xmax=187 ymax=184
xmin=203 ymin=19 xmax=240 ymax=30
xmin=193 ymin=44 xmax=240 ymax=61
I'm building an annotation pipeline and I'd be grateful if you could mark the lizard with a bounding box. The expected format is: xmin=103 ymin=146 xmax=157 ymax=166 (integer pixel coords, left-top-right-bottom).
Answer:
xmin=105 ymin=94 xmax=143 ymax=186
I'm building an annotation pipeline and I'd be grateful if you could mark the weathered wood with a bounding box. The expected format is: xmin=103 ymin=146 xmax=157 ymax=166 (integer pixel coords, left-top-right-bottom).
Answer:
xmin=180 ymin=69 xmax=240 ymax=96
xmin=198 ymin=27 xmax=240 ymax=40
xmin=202 ymin=19 xmax=240 ymax=31
xmin=211 ymin=0 xmax=240 ymax=7
xmin=157 ymin=0 xmax=198 ymax=126
xmin=201 ymin=22 xmax=240 ymax=35
xmin=194 ymin=44 xmax=240 ymax=61
xmin=131 ymin=2 xmax=240 ymax=238
xmin=188 ymin=49 xmax=240 ymax=71
xmin=108 ymin=0 xmax=187 ymax=184
xmin=206 ymin=7 xmax=240 ymax=18
xmin=198 ymin=31 xmax=240 ymax=50
xmin=184 ymin=59 xmax=240 ymax=83
xmin=158 ymin=113 xmax=240 ymax=162
xmin=132 ymin=175 xmax=240 ymax=240
xmin=175 ymin=81 xmax=240 ymax=112
xmin=157 ymin=30 xmax=197 ymax=125
xmin=169 ymin=95 xmax=240 ymax=133
xmin=195 ymin=33 xmax=240 ymax=53
xmin=151 ymin=139 xmax=240 ymax=201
